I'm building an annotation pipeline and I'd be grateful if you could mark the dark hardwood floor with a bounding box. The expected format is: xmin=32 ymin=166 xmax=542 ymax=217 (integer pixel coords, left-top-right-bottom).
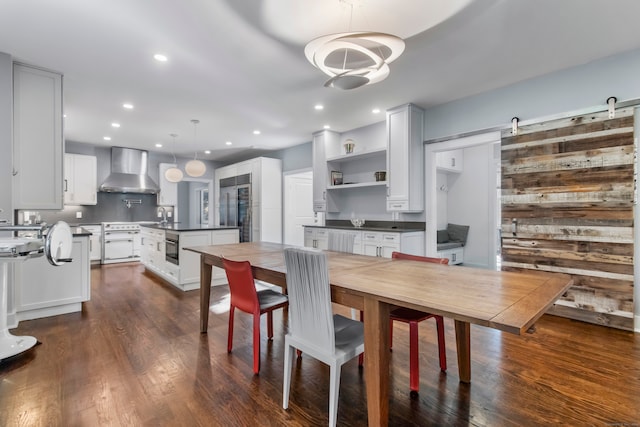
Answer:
xmin=1 ymin=263 xmax=639 ymax=426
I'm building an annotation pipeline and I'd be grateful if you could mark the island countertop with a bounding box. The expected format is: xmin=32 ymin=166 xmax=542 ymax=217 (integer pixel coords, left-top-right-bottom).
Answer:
xmin=140 ymin=223 xmax=240 ymax=232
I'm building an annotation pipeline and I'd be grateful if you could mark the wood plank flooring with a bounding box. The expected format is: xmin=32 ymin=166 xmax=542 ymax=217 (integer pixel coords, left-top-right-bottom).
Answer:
xmin=1 ymin=263 xmax=639 ymax=426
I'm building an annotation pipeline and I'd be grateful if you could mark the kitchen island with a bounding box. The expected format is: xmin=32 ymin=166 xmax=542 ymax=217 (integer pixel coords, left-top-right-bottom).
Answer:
xmin=12 ymin=226 xmax=91 ymax=325
xmin=140 ymin=224 xmax=239 ymax=291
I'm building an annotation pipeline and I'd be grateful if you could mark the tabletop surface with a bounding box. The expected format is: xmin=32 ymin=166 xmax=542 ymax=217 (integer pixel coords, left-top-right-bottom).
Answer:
xmin=187 ymin=242 xmax=573 ymax=335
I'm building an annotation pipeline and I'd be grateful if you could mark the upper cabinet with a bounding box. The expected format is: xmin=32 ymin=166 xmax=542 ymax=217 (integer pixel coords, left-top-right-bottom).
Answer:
xmin=64 ymin=153 xmax=97 ymax=205
xmin=312 ymin=130 xmax=339 ymax=212
xmin=386 ymin=104 xmax=424 ymax=212
xmin=436 ymin=149 xmax=464 ymax=173
xmin=13 ymin=63 xmax=63 ymax=209
xmin=157 ymin=163 xmax=178 ymax=206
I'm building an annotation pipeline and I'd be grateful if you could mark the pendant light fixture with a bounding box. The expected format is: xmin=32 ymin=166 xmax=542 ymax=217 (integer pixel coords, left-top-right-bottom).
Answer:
xmin=185 ymin=119 xmax=206 ymax=177
xmin=164 ymin=133 xmax=184 ymax=183
xmin=304 ymin=1 xmax=404 ymax=90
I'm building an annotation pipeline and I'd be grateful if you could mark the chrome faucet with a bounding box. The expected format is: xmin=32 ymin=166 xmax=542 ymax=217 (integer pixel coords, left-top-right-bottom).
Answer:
xmin=158 ymin=207 xmax=168 ymax=225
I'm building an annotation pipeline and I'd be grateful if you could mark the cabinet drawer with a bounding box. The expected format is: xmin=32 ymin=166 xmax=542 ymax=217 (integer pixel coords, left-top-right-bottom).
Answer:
xmin=381 ymin=234 xmax=399 ymax=244
xmin=315 ymin=229 xmax=329 ymax=238
xmin=313 ymin=202 xmax=326 ymax=212
xmin=363 ymin=232 xmax=379 ymax=242
xmin=387 ymin=200 xmax=408 ymax=211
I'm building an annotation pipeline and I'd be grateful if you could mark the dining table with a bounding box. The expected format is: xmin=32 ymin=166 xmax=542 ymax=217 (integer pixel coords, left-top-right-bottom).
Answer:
xmin=186 ymin=242 xmax=573 ymax=427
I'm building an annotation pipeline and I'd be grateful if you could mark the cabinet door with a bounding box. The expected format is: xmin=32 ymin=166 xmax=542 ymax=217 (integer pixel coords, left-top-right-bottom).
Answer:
xmin=179 ymin=231 xmax=212 ymax=285
xmin=68 ymin=154 xmax=97 ymax=205
xmin=13 ymin=64 xmax=63 ymax=209
xmin=380 ymin=234 xmax=400 ymax=258
xmin=157 ymin=163 xmax=178 ymax=206
xmin=312 ymin=130 xmax=339 ymax=212
xmin=386 ymin=104 xmax=424 ymax=212
xmin=315 ymin=228 xmax=329 ymax=250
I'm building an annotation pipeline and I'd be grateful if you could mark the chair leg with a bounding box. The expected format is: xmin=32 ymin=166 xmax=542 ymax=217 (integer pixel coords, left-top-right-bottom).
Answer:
xmin=358 ymin=310 xmax=364 ymax=366
xmin=227 ymin=305 xmax=235 ymax=353
xmin=329 ymin=362 xmax=342 ymax=427
xmin=253 ymin=313 xmax=261 ymax=374
xmin=409 ymin=320 xmax=419 ymax=393
xmin=267 ymin=310 xmax=274 ymax=340
xmin=435 ymin=316 xmax=447 ymax=372
xmin=282 ymin=342 xmax=295 ymax=409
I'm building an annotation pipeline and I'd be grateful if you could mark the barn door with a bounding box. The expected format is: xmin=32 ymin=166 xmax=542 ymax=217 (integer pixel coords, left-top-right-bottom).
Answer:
xmin=500 ymin=108 xmax=635 ymax=331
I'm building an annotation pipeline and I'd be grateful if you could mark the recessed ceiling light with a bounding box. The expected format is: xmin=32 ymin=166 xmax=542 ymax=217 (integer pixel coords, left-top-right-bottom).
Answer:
xmin=103 ymin=136 xmax=111 ymax=141
xmin=372 ymin=108 xmax=381 ymax=114
xmin=111 ymin=122 xmax=120 ymax=128
xmin=153 ymin=54 xmax=168 ymax=62
xmin=155 ymin=143 xmax=162 ymax=148
xmin=63 ymin=114 xmax=67 ymax=118
xmin=225 ymin=141 xmax=232 ymax=146
xmin=314 ymin=104 xmax=324 ymax=110
xmin=123 ymin=103 xmax=134 ymax=109
xmin=204 ymin=150 xmax=211 ymax=154
xmin=323 ymin=124 xmax=331 ymax=129
xmin=253 ymin=130 xmax=261 ymax=135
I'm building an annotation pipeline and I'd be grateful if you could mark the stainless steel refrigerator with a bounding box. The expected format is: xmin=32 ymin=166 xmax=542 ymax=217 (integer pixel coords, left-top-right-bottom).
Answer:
xmin=219 ymin=174 xmax=252 ymax=242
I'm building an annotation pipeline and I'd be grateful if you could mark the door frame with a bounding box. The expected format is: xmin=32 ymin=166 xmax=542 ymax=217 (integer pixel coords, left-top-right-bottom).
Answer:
xmin=424 ymin=131 xmax=501 ymax=269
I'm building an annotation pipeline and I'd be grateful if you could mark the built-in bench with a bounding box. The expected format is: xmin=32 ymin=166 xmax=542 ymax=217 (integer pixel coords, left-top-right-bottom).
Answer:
xmin=436 ymin=223 xmax=469 ymax=265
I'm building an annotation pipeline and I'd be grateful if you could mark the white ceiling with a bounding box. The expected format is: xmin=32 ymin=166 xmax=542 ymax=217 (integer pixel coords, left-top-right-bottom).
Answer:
xmin=2 ymin=0 xmax=640 ymax=163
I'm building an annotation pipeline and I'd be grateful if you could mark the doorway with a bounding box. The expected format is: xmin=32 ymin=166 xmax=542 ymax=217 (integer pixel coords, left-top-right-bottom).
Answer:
xmin=283 ymin=169 xmax=315 ymax=246
xmin=425 ymin=131 xmax=501 ymax=269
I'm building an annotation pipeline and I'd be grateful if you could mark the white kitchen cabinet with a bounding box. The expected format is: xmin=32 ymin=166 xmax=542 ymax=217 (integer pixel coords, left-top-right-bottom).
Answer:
xmin=436 ymin=149 xmax=464 ymax=173
xmin=83 ymin=225 xmax=102 ymax=262
xmin=362 ymin=230 xmax=424 ymax=258
xmin=386 ymin=104 xmax=424 ymax=212
xmin=12 ymin=63 xmax=63 ymax=210
xmin=303 ymin=227 xmax=329 ymax=250
xmin=14 ymin=235 xmax=90 ymax=321
xmin=64 ymin=153 xmax=97 ymax=205
xmin=140 ymin=226 xmax=239 ymax=291
xmin=312 ymin=130 xmax=339 ymax=212
xmin=437 ymin=247 xmax=464 ymax=265
xmin=157 ymin=163 xmax=178 ymax=206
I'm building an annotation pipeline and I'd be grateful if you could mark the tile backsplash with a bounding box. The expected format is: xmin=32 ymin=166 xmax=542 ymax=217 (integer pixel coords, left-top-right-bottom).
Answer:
xmin=17 ymin=192 xmax=173 ymax=225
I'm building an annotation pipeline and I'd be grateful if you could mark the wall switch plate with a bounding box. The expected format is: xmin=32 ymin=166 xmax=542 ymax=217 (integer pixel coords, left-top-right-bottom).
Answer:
xmin=76 ymin=211 xmax=82 ymax=219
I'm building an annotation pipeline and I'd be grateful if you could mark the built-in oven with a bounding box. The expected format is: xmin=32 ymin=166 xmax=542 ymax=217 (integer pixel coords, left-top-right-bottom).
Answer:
xmin=165 ymin=231 xmax=179 ymax=265
xmin=101 ymin=222 xmax=141 ymax=264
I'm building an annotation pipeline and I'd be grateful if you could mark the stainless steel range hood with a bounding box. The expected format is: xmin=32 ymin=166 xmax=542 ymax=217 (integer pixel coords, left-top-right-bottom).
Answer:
xmin=99 ymin=147 xmax=160 ymax=194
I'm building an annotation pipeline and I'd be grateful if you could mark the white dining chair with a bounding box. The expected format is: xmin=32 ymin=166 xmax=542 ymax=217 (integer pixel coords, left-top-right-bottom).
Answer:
xmin=327 ymin=231 xmax=355 ymax=254
xmin=282 ymin=247 xmax=364 ymax=427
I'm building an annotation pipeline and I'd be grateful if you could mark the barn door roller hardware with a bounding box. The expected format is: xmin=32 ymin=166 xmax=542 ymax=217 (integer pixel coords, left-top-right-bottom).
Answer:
xmin=607 ymin=96 xmax=617 ymax=119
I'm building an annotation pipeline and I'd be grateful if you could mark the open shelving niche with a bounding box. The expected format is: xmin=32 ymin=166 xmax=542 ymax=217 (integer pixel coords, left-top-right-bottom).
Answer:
xmin=325 ymin=147 xmax=387 ymax=190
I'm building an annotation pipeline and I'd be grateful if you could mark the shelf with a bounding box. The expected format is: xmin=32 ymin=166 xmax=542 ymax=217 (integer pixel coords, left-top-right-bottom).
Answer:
xmin=326 ymin=147 xmax=386 ymax=163
xmin=327 ymin=181 xmax=387 ymax=190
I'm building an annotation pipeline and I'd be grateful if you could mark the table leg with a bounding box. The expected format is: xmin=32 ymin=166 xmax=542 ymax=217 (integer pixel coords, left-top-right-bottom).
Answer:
xmin=200 ymin=257 xmax=213 ymax=333
xmin=363 ymin=296 xmax=390 ymax=427
xmin=454 ymin=320 xmax=471 ymax=383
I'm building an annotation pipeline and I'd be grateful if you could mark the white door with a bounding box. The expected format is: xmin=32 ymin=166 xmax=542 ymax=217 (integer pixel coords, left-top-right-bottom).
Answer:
xmin=284 ymin=170 xmax=314 ymax=246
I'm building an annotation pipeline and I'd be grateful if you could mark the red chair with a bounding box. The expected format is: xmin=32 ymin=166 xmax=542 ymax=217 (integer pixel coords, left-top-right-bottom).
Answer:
xmin=223 ymin=257 xmax=289 ymax=374
xmin=390 ymin=251 xmax=448 ymax=394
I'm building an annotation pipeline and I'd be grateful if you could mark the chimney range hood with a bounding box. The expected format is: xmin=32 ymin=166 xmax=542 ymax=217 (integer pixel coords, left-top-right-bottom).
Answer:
xmin=99 ymin=147 xmax=160 ymax=194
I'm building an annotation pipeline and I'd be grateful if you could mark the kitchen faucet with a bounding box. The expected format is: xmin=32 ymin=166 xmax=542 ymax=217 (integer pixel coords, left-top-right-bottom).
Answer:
xmin=158 ymin=207 xmax=168 ymax=225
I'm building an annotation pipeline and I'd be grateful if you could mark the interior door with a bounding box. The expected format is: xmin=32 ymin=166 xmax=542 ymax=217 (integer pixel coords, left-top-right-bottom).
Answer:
xmin=500 ymin=107 xmax=635 ymax=331
xmin=284 ymin=171 xmax=314 ymax=246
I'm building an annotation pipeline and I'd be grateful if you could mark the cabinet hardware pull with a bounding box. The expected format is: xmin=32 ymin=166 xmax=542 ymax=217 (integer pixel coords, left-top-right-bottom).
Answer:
xmin=64 ymin=179 xmax=68 ymax=192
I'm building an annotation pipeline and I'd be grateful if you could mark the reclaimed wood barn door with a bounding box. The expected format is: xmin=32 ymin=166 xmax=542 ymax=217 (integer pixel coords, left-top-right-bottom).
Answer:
xmin=500 ymin=108 xmax=635 ymax=330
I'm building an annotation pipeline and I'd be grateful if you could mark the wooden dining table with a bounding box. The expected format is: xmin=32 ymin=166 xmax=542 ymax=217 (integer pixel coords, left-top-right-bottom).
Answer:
xmin=186 ymin=242 xmax=573 ymax=427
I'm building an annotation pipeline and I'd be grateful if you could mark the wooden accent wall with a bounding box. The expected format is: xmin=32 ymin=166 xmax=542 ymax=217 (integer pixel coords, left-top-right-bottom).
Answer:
xmin=500 ymin=108 xmax=635 ymax=330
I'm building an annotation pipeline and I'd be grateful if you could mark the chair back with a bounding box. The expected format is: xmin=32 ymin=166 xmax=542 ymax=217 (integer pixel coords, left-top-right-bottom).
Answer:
xmin=223 ymin=258 xmax=259 ymax=313
xmin=391 ymin=251 xmax=449 ymax=265
xmin=328 ymin=232 xmax=355 ymax=253
xmin=283 ymin=247 xmax=335 ymax=354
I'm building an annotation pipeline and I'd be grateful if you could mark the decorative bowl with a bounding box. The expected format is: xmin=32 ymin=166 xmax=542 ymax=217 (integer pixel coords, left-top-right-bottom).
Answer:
xmin=350 ymin=218 xmax=365 ymax=228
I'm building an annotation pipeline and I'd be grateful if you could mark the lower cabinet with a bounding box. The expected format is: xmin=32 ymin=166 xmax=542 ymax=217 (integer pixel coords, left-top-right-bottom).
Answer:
xmin=304 ymin=227 xmax=424 ymax=258
xmin=14 ymin=235 xmax=90 ymax=321
xmin=437 ymin=247 xmax=464 ymax=265
xmin=83 ymin=225 xmax=102 ymax=262
xmin=140 ymin=227 xmax=239 ymax=291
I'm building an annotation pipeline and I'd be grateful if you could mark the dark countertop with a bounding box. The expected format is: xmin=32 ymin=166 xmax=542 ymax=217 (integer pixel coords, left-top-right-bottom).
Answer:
xmin=304 ymin=220 xmax=425 ymax=233
xmin=140 ymin=223 xmax=240 ymax=232
xmin=72 ymin=227 xmax=92 ymax=237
